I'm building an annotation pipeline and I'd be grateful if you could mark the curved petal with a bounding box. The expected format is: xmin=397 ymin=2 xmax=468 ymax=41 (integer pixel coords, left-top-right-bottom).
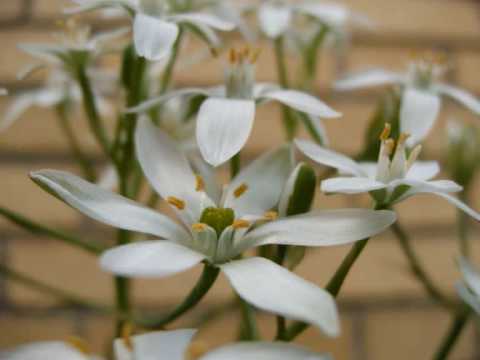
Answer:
xmin=115 ymin=329 xmax=197 ymax=360
xmin=1 ymin=94 xmax=35 ymax=131
xmin=294 ymin=3 xmax=349 ymax=26
xmin=5 ymin=341 xmax=89 ymax=360
xmin=406 ymin=161 xmax=440 ymax=181
xmin=133 ymin=14 xmax=179 ymax=61
xmin=261 ymin=89 xmax=341 ymax=118
xmin=30 ymin=170 xmax=189 ymax=241
xmin=221 ymin=257 xmax=340 ymax=337
xmin=242 ymin=209 xmax=396 ymax=249
xmin=459 ymin=257 xmax=480 ymax=297
xmin=436 ymin=83 xmax=480 ymax=114
xmin=199 ymin=342 xmax=330 ymax=360
xmin=197 ymin=98 xmax=256 ymax=166
xmin=400 ymin=88 xmax=441 ymax=146
xmin=258 ymin=3 xmax=292 ymax=38
xmin=136 ymin=118 xmax=214 ymax=225
xmin=169 ymin=13 xmax=235 ymax=31
xmin=321 ymin=177 xmax=387 ymax=194
xmin=65 ymin=0 xmax=137 ymax=15
xmin=427 ymin=192 xmax=480 ymax=222
xmin=223 ymin=145 xmax=293 ymax=217
xmin=100 ymin=241 xmax=204 ymax=278
xmin=457 ymin=283 xmax=480 ymax=314
xmin=334 ymin=69 xmax=403 ymax=91
xmin=295 ymin=139 xmax=366 ymax=176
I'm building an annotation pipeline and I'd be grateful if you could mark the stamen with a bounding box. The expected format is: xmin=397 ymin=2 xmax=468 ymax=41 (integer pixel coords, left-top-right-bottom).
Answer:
xmin=167 ymin=196 xmax=186 ymax=210
xmin=380 ymin=123 xmax=392 ymax=141
xmin=407 ymin=144 xmax=423 ymax=169
xmin=187 ymin=341 xmax=209 ymax=360
xmin=121 ymin=323 xmax=134 ymax=351
xmin=263 ymin=211 xmax=278 ymax=221
xmin=249 ymin=48 xmax=261 ymax=64
xmin=195 ymin=175 xmax=205 ymax=192
xmin=229 ymin=48 xmax=237 ymax=64
xmin=233 ymin=219 xmax=251 ymax=229
xmin=383 ymin=139 xmax=395 ymax=156
xmin=66 ymin=336 xmax=90 ymax=355
xmin=192 ymin=223 xmax=208 ymax=232
xmin=397 ymin=133 xmax=411 ymax=145
xmin=233 ymin=183 xmax=249 ymax=198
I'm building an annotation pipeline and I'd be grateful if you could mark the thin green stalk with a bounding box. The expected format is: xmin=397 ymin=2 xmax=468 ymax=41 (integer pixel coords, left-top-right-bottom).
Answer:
xmin=457 ymin=190 xmax=471 ymax=258
xmin=433 ymin=308 xmax=471 ymax=360
xmin=238 ymin=296 xmax=260 ymax=341
xmin=230 ymin=153 xmax=241 ymax=179
xmin=114 ymin=228 xmax=132 ymax=335
xmin=0 ymin=206 xmax=104 ymax=255
xmin=391 ymin=222 xmax=453 ymax=309
xmin=0 ymin=264 xmax=111 ymax=312
xmin=139 ymin=264 xmax=220 ymax=328
xmin=55 ymin=104 xmax=96 ymax=182
xmin=274 ymin=36 xmax=297 ymax=140
xmin=159 ymin=28 xmax=184 ymax=94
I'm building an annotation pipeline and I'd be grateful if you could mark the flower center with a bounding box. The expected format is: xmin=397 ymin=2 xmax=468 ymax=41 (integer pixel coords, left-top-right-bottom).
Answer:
xmin=199 ymin=207 xmax=235 ymax=236
xmin=225 ymin=47 xmax=260 ymax=99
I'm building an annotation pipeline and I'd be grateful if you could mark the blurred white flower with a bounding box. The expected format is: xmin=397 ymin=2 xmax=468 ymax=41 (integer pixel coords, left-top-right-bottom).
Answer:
xmin=0 ymin=88 xmax=7 ymax=96
xmin=296 ymin=124 xmax=480 ymax=221
xmin=335 ymin=54 xmax=480 ymax=146
xmin=129 ymin=48 xmax=341 ymax=166
xmin=66 ymin=0 xmax=236 ymax=61
xmin=31 ymin=118 xmax=396 ymax=337
xmin=457 ymin=257 xmax=480 ymax=315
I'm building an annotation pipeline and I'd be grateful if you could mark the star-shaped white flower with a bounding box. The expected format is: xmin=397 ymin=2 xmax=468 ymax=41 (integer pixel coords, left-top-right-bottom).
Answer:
xmin=0 ymin=330 xmax=332 ymax=360
xmin=128 ymin=48 xmax=341 ymax=166
xmin=296 ymin=124 xmax=480 ymax=221
xmin=66 ymin=0 xmax=236 ymax=61
xmin=457 ymin=257 xmax=480 ymax=315
xmin=334 ymin=55 xmax=480 ymax=146
xmin=31 ymin=118 xmax=396 ymax=337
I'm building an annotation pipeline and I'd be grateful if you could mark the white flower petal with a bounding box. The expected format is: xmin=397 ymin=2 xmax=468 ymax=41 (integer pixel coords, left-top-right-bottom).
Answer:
xmin=258 ymin=3 xmax=292 ymax=38
xmin=356 ymin=162 xmax=378 ymax=178
xmin=199 ymin=342 xmax=331 ymax=360
xmin=334 ymin=69 xmax=403 ymax=91
xmin=4 ymin=341 xmax=89 ymax=360
xmin=136 ymin=118 xmax=214 ymax=224
xmin=294 ymin=3 xmax=349 ymax=27
xmin=133 ymin=14 xmax=179 ymax=61
xmin=457 ymin=283 xmax=480 ymax=314
xmin=242 ymin=209 xmax=396 ymax=249
xmin=400 ymin=88 xmax=441 ymax=146
xmin=261 ymin=89 xmax=341 ymax=118
xmin=221 ymin=257 xmax=340 ymax=337
xmin=114 ymin=329 xmax=197 ymax=360
xmin=429 ymin=192 xmax=480 ymax=222
xmin=197 ymin=98 xmax=256 ymax=166
xmin=295 ymin=139 xmax=366 ymax=176
xmin=224 ymin=146 xmax=293 ymax=217
xmin=406 ymin=161 xmax=440 ymax=181
xmin=436 ymin=83 xmax=480 ymax=114
xmin=1 ymin=94 xmax=36 ymax=131
xmin=170 ymin=13 xmax=235 ymax=31
xmin=30 ymin=170 xmax=189 ymax=241
xmin=65 ymin=0 xmax=137 ymax=15
xmin=321 ymin=177 xmax=387 ymax=194
xmin=459 ymin=257 xmax=480 ymax=297
xmin=100 ymin=241 xmax=204 ymax=278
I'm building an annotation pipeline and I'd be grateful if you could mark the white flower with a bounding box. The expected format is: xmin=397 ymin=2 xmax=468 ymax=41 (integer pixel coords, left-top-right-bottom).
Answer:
xmin=0 ymin=330 xmax=331 ymax=360
xmin=257 ymin=0 xmax=371 ymax=39
xmin=334 ymin=55 xmax=480 ymax=146
xmin=457 ymin=257 xmax=480 ymax=315
xmin=66 ymin=0 xmax=236 ymax=61
xmin=296 ymin=124 xmax=480 ymax=221
xmin=31 ymin=118 xmax=396 ymax=337
xmin=128 ymin=48 xmax=341 ymax=166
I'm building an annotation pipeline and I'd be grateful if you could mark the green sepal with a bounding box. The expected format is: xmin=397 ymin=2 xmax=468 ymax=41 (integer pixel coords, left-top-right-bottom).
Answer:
xmin=285 ymin=164 xmax=317 ymax=216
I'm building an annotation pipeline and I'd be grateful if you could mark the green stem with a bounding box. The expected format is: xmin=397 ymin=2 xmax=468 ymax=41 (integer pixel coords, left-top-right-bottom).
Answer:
xmin=139 ymin=264 xmax=220 ymax=328
xmin=433 ymin=309 xmax=471 ymax=360
xmin=230 ymin=153 xmax=241 ymax=179
xmin=391 ymin=222 xmax=453 ymax=308
xmin=159 ymin=28 xmax=184 ymax=94
xmin=55 ymin=104 xmax=96 ymax=182
xmin=0 ymin=206 xmax=104 ymax=255
xmin=458 ymin=190 xmax=470 ymax=258
xmin=114 ymin=229 xmax=132 ymax=335
xmin=238 ymin=296 xmax=260 ymax=341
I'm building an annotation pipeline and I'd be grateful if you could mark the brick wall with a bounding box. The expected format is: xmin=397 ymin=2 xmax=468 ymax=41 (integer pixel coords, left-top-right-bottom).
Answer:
xmin=1 ymin=1 xmax=480 ymax=359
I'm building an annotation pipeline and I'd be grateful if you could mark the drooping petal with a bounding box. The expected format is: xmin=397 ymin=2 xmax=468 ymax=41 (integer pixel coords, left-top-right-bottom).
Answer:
xmin=241 ymin=209 xmax=396 ymax=250
xmin=136 ymin=118 xmax=214 ymax=224
xmin=4 ymin=341 xmax=89 ymax=360
xmin=114 ymin=330 xmax=197 ymax=360
xmin=133 ymin=14 xmax=179 ymax=61
xmin=221 ymin=257 xmax=340 ymax=337
xmin=436 ymin=83 xmax=480 ymax=115
xmin=199 ymin=342 xmax=331 ymax=360
xmin=456 ymin=283 xmax=480 ymax=315
xmin=458 ymin=257 xmax=480 ymax=297
xmin=261 ymin=89 xmax=341 ymax=118
xmin=197 ymin=98 xmax=256 ymax=166
xmin=400 ymin=88 xmax=441 ymax=146
xmin=65 ymin=0 xmax=137 ymax=15
xmin=223 ymin=146 xmax=293 ymax=217
xmin=294 ymin=2 xmax=349 ymax=27
xmin=295 ymin=139 xmax=367 ymax=176
xmin=406 ymin=161 xmax=440 ymax=181
xmin=427 ymin=192 xmax=480 ymax=222
xmin=321 ymin=177 xmax=387 ymax=194
xmin=334 ymin=69 xmax=404 ymax=91
xmin=169 ymin=13 xmax=236 ymax=31
xmin=100 ymin=241 xmax=205 ymax=278
xmin=30 ymin=170 xmax=189 ymax=241
xmin=1 ymin=94 xmax=36 ymax=131
xmin=258 ymin=3 xmax=292 ymax=38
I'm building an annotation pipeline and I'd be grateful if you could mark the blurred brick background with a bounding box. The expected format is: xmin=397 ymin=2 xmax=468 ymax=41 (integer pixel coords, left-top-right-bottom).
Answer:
xmin=1 ymin=1 xmax=480 ymax=359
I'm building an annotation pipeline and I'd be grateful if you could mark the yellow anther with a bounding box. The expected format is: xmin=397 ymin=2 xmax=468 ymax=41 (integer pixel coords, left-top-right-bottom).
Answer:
xmin=192 ymin=223 xmax=208 ymax=232
xmin=121 ymin=323 xmax=134 ymax=351
xmin=249 ymin=48 xmax=262 ymax=64
xmin=233 ymin=183 xmax=249 ymax=198
xmin=229 ymin=48 xmax=237 ymax=64
xmin=66 ymin=336 xmax=90 ymax=355
xmin=233 ymin=219 xmax=251 ymax=229
xmin=380 ymin=123 xmax=392 ymax=141
xmin=187 ymin=341 xmax=209 ymax=360
xmin=398 ymin=133 xmax=411 ymax=145
xmin=195 ymin=175 xmax=205 ymax=192
xmin=263 ymin=211 xmax=278 ymax=221
xmin=167 ymin=196 xmax=186 ymax=210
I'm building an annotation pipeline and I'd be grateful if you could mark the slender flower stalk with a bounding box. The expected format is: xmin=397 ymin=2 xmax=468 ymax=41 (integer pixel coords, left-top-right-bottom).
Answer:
xmin=433 ymin=308 xmax=471 ymax=360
